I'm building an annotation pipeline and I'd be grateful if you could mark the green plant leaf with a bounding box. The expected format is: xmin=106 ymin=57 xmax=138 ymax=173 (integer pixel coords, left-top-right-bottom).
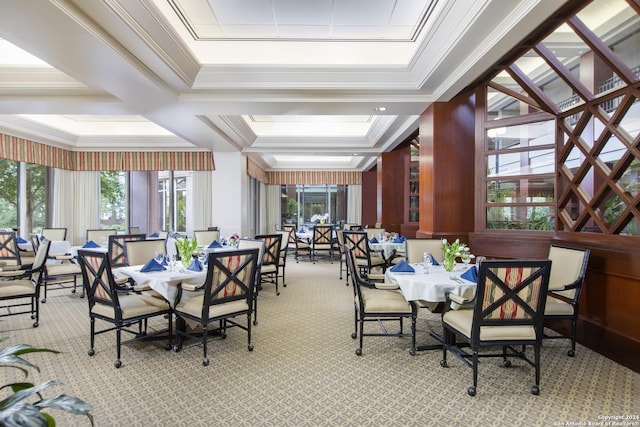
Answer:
xmin=0 ymin=402 xmax=49 ymax=427
xmin=36 ymin=394 xmax=93 ymax=416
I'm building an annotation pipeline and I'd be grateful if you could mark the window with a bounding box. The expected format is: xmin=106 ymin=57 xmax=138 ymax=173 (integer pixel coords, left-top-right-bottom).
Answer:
xmin=0 ymin=159 xmax=47 ymax=234
xmin=157 ymin=171 xmax=190 ymax=233
xmin=100 ymin=171 xmax=127 ymax=231
xmin=481 ymin=0 xmax=640 ymax=234
xmin=280 ymin=184 xmax=347 ymax=227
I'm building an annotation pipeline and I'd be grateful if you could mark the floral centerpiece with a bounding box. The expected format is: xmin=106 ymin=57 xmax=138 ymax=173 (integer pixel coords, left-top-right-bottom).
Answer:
xmin=441 ymin=238 xmax=473 ymax=272
xmin=229 ymin=233 xmax=239 ymax=247
xmin=176 ymin=237 xmax=198 ymax=267
xmin=310 ymin=213 xmax=329 ymax=224
xmin=384 ymin=231 xmax=391 ymax=241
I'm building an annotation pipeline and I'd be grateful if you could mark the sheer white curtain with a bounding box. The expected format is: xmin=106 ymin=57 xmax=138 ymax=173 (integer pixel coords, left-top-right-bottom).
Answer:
xmin=347 ymin=185 xmax=362 ymax=224
xmin=259 ymin=181 xmax=267 ymax=233
xmin=191 ymin=171 xmax=213 ymax=231
xmin=52 ymin=169 xmax=99 ymax=245
xmin=265 ymin=184 xmax=281 ymax=234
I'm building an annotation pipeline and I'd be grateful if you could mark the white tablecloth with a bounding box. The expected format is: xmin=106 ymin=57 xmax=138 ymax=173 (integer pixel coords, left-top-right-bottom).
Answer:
xmin=70 ymin=245 xmax=108 ymax=257
xmin=116 ymin=265 xmax=206 ymax=305
xmin=370 ymin=241 xmax=405 ymax=258
xmin=385 ymin=264 xmax=476 ymax=302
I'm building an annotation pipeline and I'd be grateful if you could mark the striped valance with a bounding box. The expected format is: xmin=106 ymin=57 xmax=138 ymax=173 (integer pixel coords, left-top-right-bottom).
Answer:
xmin=268 ymin=170 xmax=361 ymax=185
xmin=1 ymin=134 xmax=215 ymax=171
xmin=1 ymin=134 xmax=72 ymax=169
xmin=247 ymin=158 xmax=268 ymax=183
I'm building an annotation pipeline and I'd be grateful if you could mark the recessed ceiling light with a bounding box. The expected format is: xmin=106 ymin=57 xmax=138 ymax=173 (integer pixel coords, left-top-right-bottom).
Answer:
xmin=374 ymin=106 xmax=387 ymax=112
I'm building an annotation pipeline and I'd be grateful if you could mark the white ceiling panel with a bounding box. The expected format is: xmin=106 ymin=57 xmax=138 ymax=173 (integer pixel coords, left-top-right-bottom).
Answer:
xmin=0 ymin=0 xmax=579 ymax=169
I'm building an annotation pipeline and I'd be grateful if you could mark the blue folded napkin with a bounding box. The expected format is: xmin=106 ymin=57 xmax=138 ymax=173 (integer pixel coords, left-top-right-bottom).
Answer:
xmin=390 ymin=259 xmax=415 ymax=273
xmin=149 ymin=232 xmax=159 ymax=238
xmin=83 ymin=240 xmax=100 ymax=248
xmin=369 ymin=237 xmax=378 ymax=243
xmin=140 ymin=258 xmax=165 ymax=273
xmin=187 ymin=258 xmax=203 ymax=272
xmin=16 ymin=236 xmax=28 ymax=244
xmin=460 ymin=265 xmax=478 ymax=283
xmin=208 ymin=240 xmax=222 ymax=248
xmin=393 ymin=236 xmax=406 ymax=243
xmin=430 ymin=255 xmax=440 ymax=266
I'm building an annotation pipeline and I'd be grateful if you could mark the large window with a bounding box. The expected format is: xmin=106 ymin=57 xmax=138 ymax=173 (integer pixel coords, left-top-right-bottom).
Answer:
xmin=157 ymin=171 xmax=189 ymax=233
xmin=100 ymin=171 xmax=127 ymax=231
xmin=0 ymin=159 xmax=46 ymax=234
xmin=280 ymin=184 xmax=347 ymax=227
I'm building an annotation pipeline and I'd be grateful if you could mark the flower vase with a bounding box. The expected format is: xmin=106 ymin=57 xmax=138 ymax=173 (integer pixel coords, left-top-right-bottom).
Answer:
xmin=443 ymin=256 xmax=456 ymax=272
xmin=181 ymin=251 xmax=193 ymax=267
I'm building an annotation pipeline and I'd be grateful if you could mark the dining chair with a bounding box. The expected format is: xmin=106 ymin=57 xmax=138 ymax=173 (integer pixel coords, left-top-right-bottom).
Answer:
xmin=311 ymin=225 xmax=334 ymax=263
xmin=42 ymin=227 xmax=67 ymax=241
xmin=193 ymin=230 xmax=221 ymax=247
xmin=282 ymin=224 xmax=299 ymax=257
xmin=335 ymin=229 xmax=349 ymax=283
xmin=40 ymin=238 xmax=83 ymax=303
xmin=0 ymin=237 xmax=49 ymax=327
xmin=86 ymin=229 xmax=117 ymax=246
xmin=364 ymin=228 xmax=385 ymax=240
xmin=0 ymin=231 xmax=25 ymax=268
xmin=108 ymin=233 xmax=146 ymax=268
xmin=172 ymin=248 xmax=259 ymax=366
xmin=440 ymin=259 xmax=551 ymax=396
xmin=255 ymin=233 xmax=282 ymax=295
xmin=238 ymin=239 xmax=265 ymax=326
xmin=343 ymin=231 xmax=387 ymax=282
xmin=77 ymin=249 xmax=172 ymax=368
xmin=543 ymin=244 xmax=590 ymax=357
xmin=345 ymin=246 xmax=417 ymax=356
xmin=276 ymin=229 xmax=290 ymax=287
xmin=405 ymin=238 xmax=444 ymax=263
xmin=124 ymin=239 xmax=167 ymax=266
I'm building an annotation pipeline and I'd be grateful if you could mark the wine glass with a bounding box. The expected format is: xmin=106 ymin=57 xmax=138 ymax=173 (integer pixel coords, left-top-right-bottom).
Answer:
xmin=198 ymin=250 xmax=206 ymax=265
xmin=154 ymin=251 xmax=164 ymax=264
xmin=167 ymin=255 xmax=177 ymax=272
xmin=461 ymin=255 xmax=471 ymax=269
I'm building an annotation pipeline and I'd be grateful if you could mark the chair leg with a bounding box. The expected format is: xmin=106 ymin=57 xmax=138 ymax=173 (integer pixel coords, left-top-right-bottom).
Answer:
xmin=247 ymin=312 xmax=254 ymax=351
xmin=532 ymin=345 xmax=541 ymax=395
xmin=202 ymin=325 xmax=209 ymax=366
xmin=569 ymin=318 xmax=577 ymax=357
xmin=409 ymin=314 xmax=416 ymax=356
xmin=468 ymin=350 xmax=479 ymax=396
xmin=115 ymin=327 xmax=122 ymax=368
xmin=88 ymin=317 xmax=96 ymax=357
xmin=356 ymin=319 xmax=364 ymax=356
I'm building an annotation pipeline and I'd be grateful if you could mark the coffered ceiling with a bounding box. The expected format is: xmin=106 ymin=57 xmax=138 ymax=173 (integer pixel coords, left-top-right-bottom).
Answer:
xmin=0 ymin=0 xmax=571 ymax=171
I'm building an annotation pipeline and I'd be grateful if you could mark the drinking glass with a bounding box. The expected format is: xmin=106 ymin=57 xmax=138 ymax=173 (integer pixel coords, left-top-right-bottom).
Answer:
xmin=476 ymin=256 xmax=486 ymax=268
xmin=462 ymin=256 xmax=471 ymax=269
xmin=423 ymin=252 xmax=432 ymax=273
xmin=198 ymin=250 xmax=206 ymax=264
xmin=168 ymin=255 xmax=177 ymax=271
xmin=154 ymin=251 xmax=164 ymax=264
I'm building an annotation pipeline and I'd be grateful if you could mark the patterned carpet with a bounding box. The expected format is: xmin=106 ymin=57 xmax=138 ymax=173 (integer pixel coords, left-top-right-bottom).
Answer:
xmin=2 ymin=259 xmax=639 ymax=426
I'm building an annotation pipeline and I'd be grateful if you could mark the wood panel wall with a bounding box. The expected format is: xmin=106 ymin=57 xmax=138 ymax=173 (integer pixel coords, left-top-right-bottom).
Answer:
xmin=361 ymin=169 xmax=378 ymax=228
xmin=417 ymin=91 xmax=476 ymax=239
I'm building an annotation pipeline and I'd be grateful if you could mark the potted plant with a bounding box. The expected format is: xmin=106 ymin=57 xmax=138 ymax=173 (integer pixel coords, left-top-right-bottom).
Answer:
xmin=0 ymin=337 xmax=93 ymax=426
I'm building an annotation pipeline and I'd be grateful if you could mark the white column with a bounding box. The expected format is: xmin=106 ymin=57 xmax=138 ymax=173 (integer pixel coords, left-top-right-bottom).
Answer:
xmin=211 ymin=152 xmax=249 ymax=239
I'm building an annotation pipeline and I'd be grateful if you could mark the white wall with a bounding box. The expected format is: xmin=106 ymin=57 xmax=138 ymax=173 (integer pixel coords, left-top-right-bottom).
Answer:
xmin=211 ymin=152 xmax=248 ymax=238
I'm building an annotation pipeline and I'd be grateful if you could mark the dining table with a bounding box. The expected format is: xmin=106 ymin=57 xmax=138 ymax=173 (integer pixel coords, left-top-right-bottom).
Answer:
xmin=370 ymin=241 xmax=405 ymax=258
xmin=115 ymin=264 xmax=206 ymax=306
xmin=385 ymin=262 xmax=477 ymax=351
